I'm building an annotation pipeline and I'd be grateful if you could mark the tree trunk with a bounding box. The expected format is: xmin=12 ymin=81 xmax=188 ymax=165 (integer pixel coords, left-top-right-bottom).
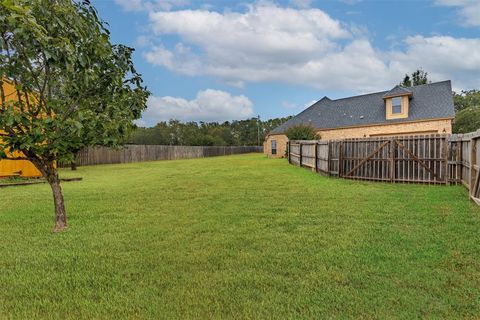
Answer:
xmin=70 ymin=160 xmax=77 ymax=171
xmin=28 ymin=157 xmax=68 ymax=232
xmin=44 ymin=162 xmax=68 ymax=232
xmin=47 ymin=172 xmax=68 ymax=232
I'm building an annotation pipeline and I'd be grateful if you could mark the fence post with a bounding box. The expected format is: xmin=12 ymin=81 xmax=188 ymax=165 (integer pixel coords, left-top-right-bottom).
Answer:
xmin=457 ymin=140 xmax=462 ymax=184
xmin=299 ymin=142 xmax=303 ymax=167
xmin=329 ymin=141 xmax=333 ymax=176
xmin=339 ymin=141 xmax=344 ymax=177
xmin=444 ymin=136 xmax=449 ymax=185
xmin=314 ymin=141 xmax=318 ymax=173
xmin=288 ymin=140 xmax=291 ymax=164
xmin=389 ymin=138 xmax=395 ymax=182
xmin=470 ymin=137 xmax=477 ymax=197
xmin=326 ymin=141 xmax=329 ymax=175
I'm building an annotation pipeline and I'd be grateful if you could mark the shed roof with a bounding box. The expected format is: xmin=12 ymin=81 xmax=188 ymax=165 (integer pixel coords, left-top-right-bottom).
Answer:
xmin=270 ymin=80 xmax=455 ymax=135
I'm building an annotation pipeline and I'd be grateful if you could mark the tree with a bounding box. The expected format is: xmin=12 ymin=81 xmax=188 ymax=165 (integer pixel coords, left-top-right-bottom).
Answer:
xmin=0 ymin=0 xmax=149 ymax=231
xmin=127 ymin=116 xmax=293 ymax=146
xmin=453 ymin=90 xmax=480 ymax=112
xmin=452 ymin=90 xmax=480 ymax=133
xmin=284 ymin=123 xmax=319 ymax=140
xmin=400 ymin=69 xmax=429 ymax=87
xmin=411 ymin=69 xmax=429 ymax=86
xmin=400 ymin=74 xmax=412 ymax=87
xmin=453 ymin=107 xmax=480 ymax=133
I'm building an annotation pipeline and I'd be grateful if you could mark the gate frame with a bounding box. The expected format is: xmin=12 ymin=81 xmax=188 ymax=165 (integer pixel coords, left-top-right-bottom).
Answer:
xmin=470 ymin=135 xmax=480 ymax=204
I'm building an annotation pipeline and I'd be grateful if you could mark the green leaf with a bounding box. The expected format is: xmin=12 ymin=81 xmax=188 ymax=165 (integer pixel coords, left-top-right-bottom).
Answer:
xmin=0 ymin=0 xmax=148 ymax=170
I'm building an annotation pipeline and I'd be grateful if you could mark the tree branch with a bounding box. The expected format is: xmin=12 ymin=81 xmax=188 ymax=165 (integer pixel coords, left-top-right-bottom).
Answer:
xmin=0 ymin=79 xmax=5 ymax=112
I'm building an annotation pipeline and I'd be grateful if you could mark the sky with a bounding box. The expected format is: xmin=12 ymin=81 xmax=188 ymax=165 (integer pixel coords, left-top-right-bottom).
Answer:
xmin=91 ymin=0 xmax=480 ymax=127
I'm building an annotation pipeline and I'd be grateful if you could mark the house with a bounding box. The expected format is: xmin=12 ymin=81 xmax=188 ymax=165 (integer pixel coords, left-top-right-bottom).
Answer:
xmin=0 ymin=79 xmax=42 ymax=178
xmin=264 ymin=80 xmax=455 ymax=158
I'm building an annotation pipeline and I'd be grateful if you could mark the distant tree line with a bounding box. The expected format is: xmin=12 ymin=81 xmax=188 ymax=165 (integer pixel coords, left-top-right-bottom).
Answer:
xmin=128 ymin=117 xmax=292 ymax=146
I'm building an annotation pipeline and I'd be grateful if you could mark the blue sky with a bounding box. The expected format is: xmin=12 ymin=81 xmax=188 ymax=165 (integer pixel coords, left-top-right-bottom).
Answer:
xmin=92 ymin=0 xmax=480 ymax=127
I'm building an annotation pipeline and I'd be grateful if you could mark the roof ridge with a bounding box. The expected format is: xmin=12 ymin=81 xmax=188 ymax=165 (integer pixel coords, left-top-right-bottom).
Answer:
xmin=408 ymin=80 xmax=451 ymax=88
xmin=330 ymin=80 xmax=451 ymax=102
xmin=392 ymin=85 xmax=412 ymax=91
xmin=331 ymin=90 xmax=388 ymax=102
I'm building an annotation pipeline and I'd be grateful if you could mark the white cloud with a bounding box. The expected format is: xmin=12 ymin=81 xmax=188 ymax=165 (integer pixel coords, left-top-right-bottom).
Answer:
xmin=141 ymin=2 xmax=480 ymax=92
xmin=389 ymin=36 xmax=480 ymax=90
xmin=148 ymin=4 xmax=351 ymax=48
xmin=140 ymin=89 xmax=254 ymax=126
xmin=145 ymin=3 xmax=388 ymax=89
xmin=143 ymin=43 xmax=201 ymax=75
xmin=154 ymin=0 xmax=189 ymax=11
xmin=435 ymin=0 xmax=480 ymax=27
xmin=114 ymin=0 xmax=188 ymax=12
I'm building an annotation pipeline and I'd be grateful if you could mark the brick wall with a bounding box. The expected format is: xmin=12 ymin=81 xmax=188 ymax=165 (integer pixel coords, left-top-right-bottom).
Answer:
xmin=264 ymin=119 xmax=452 ymax=157
xmin=264 ymin=134 xmax=289 ymax=158
xmin=317 ymin=119 xmax=452 ymax=140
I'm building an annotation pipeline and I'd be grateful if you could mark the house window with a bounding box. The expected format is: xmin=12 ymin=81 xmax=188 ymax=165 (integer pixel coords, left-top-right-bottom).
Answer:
xmin=392 ymin=97 xmax=402 ymax=114
xmin=271 ymin=140 xmax=277 ymax=155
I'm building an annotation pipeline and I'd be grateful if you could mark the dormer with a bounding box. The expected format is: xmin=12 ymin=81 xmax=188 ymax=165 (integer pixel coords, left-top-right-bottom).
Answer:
xmin=382 ymin=86 xmax=412 ymax=120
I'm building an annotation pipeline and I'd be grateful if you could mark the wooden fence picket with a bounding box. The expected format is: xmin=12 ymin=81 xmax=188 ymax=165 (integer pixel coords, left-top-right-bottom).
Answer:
xmin=288 ymin=131 xmax=480 ymax=202
xmin=60 ymin=145 xmax=263 ymax=167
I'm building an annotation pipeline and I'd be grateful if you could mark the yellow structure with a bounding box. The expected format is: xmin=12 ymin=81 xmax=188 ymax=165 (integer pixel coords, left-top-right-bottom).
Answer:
xmin=0 ymin=79 xmax=42 ymax=178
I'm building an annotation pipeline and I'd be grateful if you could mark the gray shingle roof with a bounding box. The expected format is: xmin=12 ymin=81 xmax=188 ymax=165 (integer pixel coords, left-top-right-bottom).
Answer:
xmin=270 ymin=80 xmax=455 ymax=135
xmin=382 ymin=85 xmax=412 ymax=98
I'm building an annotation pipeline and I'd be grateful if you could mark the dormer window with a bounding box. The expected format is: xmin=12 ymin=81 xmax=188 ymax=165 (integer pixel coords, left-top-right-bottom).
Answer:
xmin=385 ymin=96 xmax=409 ymax=119
xmin=392 ymin=97 xmax=402 ymax=114
xmin=383 ymin=85 xmax=412 ymax=120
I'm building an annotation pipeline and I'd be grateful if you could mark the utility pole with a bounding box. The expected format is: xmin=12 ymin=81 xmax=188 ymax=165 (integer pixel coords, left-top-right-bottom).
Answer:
xmin=257 ymin=115 xmax=261 ymax=146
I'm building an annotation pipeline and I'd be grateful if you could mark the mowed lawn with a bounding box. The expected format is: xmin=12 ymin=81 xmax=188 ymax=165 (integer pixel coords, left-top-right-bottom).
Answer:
xmin=0 ymin=154 xmax=479 ymax=319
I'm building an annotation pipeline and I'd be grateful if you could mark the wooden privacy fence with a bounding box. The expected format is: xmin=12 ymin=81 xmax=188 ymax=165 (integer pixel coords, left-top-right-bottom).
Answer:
xmin=288 ymin=131 xmax=480 ymax=204
xmin=64 ymin=145 xmax=263 ymax=167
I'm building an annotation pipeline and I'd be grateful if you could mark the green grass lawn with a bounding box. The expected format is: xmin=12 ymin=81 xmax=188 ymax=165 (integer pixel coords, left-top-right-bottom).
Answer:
xmin=0 ymin=154 xmax=479 ymax=319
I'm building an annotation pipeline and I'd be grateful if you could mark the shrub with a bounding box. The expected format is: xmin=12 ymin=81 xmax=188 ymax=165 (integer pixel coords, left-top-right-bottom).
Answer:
xmin=285 ymin=124 xmax=320 ymax=140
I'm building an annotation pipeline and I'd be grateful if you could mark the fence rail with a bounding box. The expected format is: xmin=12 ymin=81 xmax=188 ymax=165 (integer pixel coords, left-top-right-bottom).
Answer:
xmin=288 ymin=131 xmax=480 ymax=204
xmin=63 ymin=145 xmax=263 ymax=167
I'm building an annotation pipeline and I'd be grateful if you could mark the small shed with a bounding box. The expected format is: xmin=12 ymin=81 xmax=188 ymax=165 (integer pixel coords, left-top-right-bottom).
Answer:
xmin=0 ymin=79 xmax=42 ymax=178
